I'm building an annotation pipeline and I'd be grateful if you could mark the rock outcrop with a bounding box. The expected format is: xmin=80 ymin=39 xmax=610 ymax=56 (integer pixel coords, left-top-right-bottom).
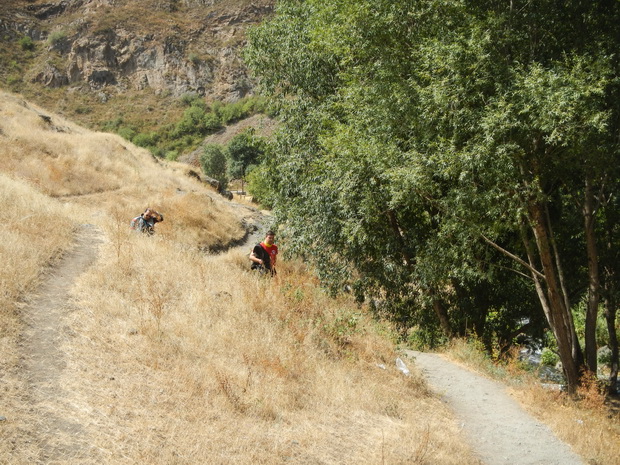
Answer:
xmin=1 ymin=0 xmax=273 ymax=102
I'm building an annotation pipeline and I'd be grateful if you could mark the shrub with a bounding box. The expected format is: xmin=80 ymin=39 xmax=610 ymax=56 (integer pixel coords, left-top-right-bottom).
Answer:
xmin=203 ymin=112 xmax=222 ymax=132
xmin=117 ymin=126 xmax=137 ymax=141
xmin=101 ymin=117 xmax=124 ymax=132
xmin=149 ymin=147 xmax=166 ymax=158
xmin=6 ymin=75 xmax=22 ymax=87
xmin=220 ymin=101 xmax=244 ymax=124
xmin=175 ymin=106 xmax=207 ymax=135
xmin=226 ymin=130 xmax=264 ymax=180
xmin=133 ymin=132 xmax=159 ymax=148
xmin=165 ymin=150 xmax=179 ymax=161
xmin=48 ymin=30 xmax=67 ymax=46
xmin=19 ymin=36 xmax=35 ymax=51
xmin=75 ymin=106 xmax=92 ymax=115
xmin=541 ymin=348 xmax=560 ymax=367
xmin=180 ymin=92 xmax=201 ymax=106
xmin=188 ymin=52 xmax=201 ymax=65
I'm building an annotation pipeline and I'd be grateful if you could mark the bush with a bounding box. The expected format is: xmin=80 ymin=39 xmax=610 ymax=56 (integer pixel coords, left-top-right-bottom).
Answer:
xmin=203 ymin=112 xmax=222 ymax=132
xmin=165 ymin=150 xmax=179 ymax=161
xmin=226 ymin=130 xmax=265 ymax=180
xmin=133 ymin=132 xmax=159 ymax=148
xmin=188 ymin=52 xmax=201 ymax=65
xmin=541 ymin=348 xmax=559 ymax=367
xmin=179 ymin=92 xmax=201 ymax=107
xmin=48 ymin=30 xmax=67 ymax=46
xmin=220 ymin=101 xmax=245 ymax=124
xmin=101 ymin=117 xmax=124 ymax=132
xmin=19 ymin=36 xmax=35 ymax=51
xmin=117 ymin=127 xmax=137 ymax=141
xmin=149 ymin=147 xmax=166 ymax=158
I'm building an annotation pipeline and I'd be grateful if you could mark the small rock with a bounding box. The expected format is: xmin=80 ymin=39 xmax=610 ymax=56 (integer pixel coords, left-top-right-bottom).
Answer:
xmin=0 ymin=416 xmax=7 ymax=422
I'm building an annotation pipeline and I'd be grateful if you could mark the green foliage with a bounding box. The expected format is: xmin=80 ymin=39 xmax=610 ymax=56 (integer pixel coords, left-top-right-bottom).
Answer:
xmin=48 ymin=30 xmax=67 ymax=46
xmin=226 ymin=129 xmax=265 ymax=180
xmin=132 ymin=132 xmax=159 ymax=148
xmin=19 ymin=36 xmax=34 ymax=51
xmin=200 ymin=144 xmax=228 ymax=189
xmin=179 ymin=92 xmax=202 ymax=107
xmin=101 ymin=117 xmax=124 ymax=132
xmin=6 ymin=74 xmax=22 ymax=87
xmin=188 ymin=52 xmax=201 ymax=65
xmin=541 ymin=348 xmax=560 ymax=367
xmin=246 ymin=164 xmax=273 ymax=208
xmin=117 ymin=126 xmax=137 ymax=141
xmin=219 ymin=100 xmax=245 ymax=124
xmin=175 ymin=106 xmax=215 ymax=136
xmin=245 ymin=0 xmax=620 ymax=386
xmin=572 ymin=300 xmax=611 ymax=349
xmin=322 ymin=308 xmax=364 ymax=347
xmin=165 ymin=150 xmax=179 ymax=161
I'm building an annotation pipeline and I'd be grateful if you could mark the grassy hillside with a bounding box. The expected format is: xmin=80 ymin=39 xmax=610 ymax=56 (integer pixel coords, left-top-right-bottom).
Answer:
xmin=0 ymin=89 xmax=477 ymax=464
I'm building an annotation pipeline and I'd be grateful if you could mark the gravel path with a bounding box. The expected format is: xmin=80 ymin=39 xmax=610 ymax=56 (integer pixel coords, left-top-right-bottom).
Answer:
xmin=404 ymin=350 xmax=585 ymax=465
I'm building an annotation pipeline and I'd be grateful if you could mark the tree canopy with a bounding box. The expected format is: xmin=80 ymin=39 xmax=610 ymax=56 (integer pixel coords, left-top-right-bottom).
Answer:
xmin=245 ymin=0 xmax=620 ymax=394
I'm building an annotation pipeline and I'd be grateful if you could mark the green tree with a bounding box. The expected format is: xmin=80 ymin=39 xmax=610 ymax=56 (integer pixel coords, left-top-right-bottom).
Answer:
xmin=245 ymin=0 xmax=620 ymax=394
xmin=200 ymin=144 xmax=228 ymax=190
xmin=226 ymin=129 xmax=265 ymax=182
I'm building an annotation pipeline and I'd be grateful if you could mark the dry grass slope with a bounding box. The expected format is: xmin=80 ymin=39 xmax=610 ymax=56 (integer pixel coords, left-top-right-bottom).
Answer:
xmin=0 ymin=89 xmax=478 ymax=464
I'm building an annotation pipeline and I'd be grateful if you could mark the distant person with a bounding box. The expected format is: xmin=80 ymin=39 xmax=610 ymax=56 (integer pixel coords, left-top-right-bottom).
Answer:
xmin=130 ymin=207 xmax=164 ymax=235
xmin=249 ymin=230 xmax=278 ymax=276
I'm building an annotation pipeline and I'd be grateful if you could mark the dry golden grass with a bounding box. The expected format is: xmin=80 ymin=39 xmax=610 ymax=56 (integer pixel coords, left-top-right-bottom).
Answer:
xmin=0 ymin=173 xmax=76 ymax=464
xmin=54 ymin=238 xmax=476 ymax=464
xmin=446 ymin=338 xmax=620 ymax=465
xmin=0 ymin=89 xmax=479 ymax=463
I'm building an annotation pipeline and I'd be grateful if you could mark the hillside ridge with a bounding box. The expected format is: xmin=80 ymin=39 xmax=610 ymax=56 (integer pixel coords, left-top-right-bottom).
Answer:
xmin=0 ymin=0 xmax=274 ymax=131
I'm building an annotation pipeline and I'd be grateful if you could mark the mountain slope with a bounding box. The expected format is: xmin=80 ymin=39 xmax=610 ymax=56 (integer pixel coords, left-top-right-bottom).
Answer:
xmin=0 ymin=0 xmax=274 ymax=132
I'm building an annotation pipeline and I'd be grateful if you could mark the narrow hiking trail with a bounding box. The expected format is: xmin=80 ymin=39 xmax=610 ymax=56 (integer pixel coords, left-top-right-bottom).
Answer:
xmin=14 ymin=219 xmax=586 ymax=465
xmin=404 ymin=350 xmax=585 ymax=465
xmin=20 ymin=224 xmax=104 ymax=463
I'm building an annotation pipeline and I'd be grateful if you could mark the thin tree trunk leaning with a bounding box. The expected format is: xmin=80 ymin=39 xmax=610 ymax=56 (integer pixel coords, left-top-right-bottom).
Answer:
xmin=528 ymin=199 xmax=582 ymax=394
xmin=583 ymin=176 xmax=601 ymax=374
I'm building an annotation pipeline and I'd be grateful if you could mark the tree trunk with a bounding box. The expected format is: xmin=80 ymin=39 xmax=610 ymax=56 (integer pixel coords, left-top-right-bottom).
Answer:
xmin=429 ymin=289 xmax=452 ymax=338
xmin=528 ymin=200 xmax=582 ymax=394
xmin=583 ymin=176 xmax=601 ymax=374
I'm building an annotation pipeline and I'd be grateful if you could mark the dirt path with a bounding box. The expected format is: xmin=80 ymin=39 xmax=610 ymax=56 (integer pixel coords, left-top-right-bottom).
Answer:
xmin=20 ymin=224 xmax=103 ymax=464
xmin=404 ymin=350 xmax=584 ymax=465
xmin=17 ymin=220 xmax=585 ymax=465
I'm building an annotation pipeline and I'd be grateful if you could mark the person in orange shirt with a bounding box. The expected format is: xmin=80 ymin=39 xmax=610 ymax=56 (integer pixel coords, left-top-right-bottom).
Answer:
xmin=249 ymin=230 xmax=278 ymax=276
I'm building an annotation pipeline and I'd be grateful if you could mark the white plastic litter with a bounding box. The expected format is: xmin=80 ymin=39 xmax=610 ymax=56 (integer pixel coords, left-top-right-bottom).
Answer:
xmin=395 ymin=357 xmax=410 ymax=376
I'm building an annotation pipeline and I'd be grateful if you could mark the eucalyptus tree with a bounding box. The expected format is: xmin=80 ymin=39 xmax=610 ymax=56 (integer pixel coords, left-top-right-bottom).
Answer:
xmin=245 ymin=0 xmax=620 ymax=393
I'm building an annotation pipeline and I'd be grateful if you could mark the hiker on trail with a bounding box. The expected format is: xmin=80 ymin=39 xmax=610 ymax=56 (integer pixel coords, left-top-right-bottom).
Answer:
xmin=130 ymin=207 xmax=164 ymax=235
xmin=249 ymin=230 xmax=278 ymax=276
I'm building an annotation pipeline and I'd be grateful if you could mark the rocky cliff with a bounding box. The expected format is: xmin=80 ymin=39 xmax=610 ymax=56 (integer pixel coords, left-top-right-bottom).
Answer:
xmin=0 ymin=0 xmax=274 ymax=128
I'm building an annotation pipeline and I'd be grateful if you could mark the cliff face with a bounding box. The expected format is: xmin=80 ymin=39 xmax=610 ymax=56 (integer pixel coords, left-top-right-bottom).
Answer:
xmin=0 ymin=0 xmax=273 ymax=127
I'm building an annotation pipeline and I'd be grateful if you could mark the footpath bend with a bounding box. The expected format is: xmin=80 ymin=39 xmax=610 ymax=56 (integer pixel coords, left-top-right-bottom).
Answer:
xmin=405 ymin=350 xmax=585 ymax=465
